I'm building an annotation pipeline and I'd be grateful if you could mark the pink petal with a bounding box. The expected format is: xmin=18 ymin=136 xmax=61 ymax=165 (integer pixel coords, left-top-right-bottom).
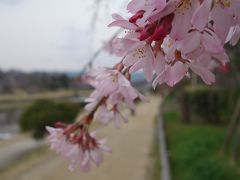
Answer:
xmin=114 ymin=113 xmax=121 ymax=129
xmin=165 ymin=62 xmax=188 ymax=87
xmin=191 ymin=0 xmax=212 ymax=31
xmin=155 ymin=52 xmax=165 ymax=75
xmin=227 ymin=26 xmax=240 ymax=46
xmin=118 ymin=73 xmax=131 ymax=87
xmin=127 ymin=0 xmax=145 ymax=13
xmin=155 ymin=0 xmax=167 ymax=11
xmin=142 ymin=45 xmax=155 ymax=81
xmin=170 ymin=9 xmax=192 ymax=40
xmin=211 ymin=5 xmax=231 ymax=42
xmin=90 ymin=150 xmax=103 ymax=166
xmin=108 ymin=20 xmax=138 ymax=30
xmin=177 ymin=31 xmax=201 ymax=54
xmin=112 ymin=13 xmax=124 ymax=20
xmin=212 ymin=52 xmax=230 ymax=65
xmin=152 ymin=68 xmax=167 ymax=89
xmin=201 ymin=31 xmax=224 ymax=54
xmin=190 ymin=63 xmax=216 ymax=85
xmin=129 ymin=60 xmax=142 ymax=73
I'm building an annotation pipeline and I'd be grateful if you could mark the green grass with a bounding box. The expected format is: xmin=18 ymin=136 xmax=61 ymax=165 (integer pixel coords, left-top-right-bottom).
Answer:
xmin=163 ymin=111 xmax=240 ymax=180
xmin=147 ymin=117 xmax=161 ymax=180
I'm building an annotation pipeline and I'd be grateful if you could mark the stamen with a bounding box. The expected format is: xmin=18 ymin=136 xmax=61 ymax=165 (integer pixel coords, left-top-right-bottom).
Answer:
xmin=175 ymin=0 xmax=192 ymax=15
xmin=214 ymin=0 xmax=231 ymax=8
xmin=132 ymin=47 xmax=146 ymax=59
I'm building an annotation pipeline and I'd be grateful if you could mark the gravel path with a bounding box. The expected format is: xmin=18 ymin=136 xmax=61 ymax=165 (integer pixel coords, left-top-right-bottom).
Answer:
xmin=0 ymin=137 xmax=45 ymax=171
xmin=1 ymin=95 xmax=160 ymax=180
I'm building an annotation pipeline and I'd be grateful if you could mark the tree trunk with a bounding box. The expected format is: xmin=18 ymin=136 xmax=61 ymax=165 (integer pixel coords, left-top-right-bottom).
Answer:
xmin=232 ymin=116 xmax=240 ymax=165
xmin=180 ymin=92 xmax=190 ymax=124
xmin=223 ymin=98 xmax=240 ymax=153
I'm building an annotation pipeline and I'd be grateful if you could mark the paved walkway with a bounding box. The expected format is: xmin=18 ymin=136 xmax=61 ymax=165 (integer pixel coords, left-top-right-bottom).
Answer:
xmin=0 ymin=137 xmax=44 ymax=171
xmin=0 ymin=95 xmax=160 ymax=180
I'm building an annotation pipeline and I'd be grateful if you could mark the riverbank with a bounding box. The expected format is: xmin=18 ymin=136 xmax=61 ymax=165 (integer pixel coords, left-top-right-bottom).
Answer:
xmin=0 ymin=89 xmax=90 ymax=138
xmin=0 ymin=89 xmax=91 ymax=110
xmin=0 ymin=95 xmax=161 ymax=180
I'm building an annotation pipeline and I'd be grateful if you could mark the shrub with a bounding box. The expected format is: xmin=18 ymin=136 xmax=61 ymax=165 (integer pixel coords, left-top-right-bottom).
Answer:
xmin=19 ymin=99 xmax=84 ymax=139
xmin=179 ymin=85 xmax=239 ymax=124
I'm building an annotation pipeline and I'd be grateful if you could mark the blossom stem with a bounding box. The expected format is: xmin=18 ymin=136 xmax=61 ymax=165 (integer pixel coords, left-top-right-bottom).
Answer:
xmin=84 ymin=96 xmax=108 ymax=125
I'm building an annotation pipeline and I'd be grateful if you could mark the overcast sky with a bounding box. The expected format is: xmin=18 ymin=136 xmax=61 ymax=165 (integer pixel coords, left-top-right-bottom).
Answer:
xmin=0 ymin=0 xmax=127 ymax=72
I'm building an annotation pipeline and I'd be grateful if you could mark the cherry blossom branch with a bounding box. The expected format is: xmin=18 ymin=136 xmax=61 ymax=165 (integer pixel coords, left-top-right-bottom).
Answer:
xmin=83 ymin=96 xmax=107 ymax=125
xmin=47 ymin=0 xmax=240 ymax=173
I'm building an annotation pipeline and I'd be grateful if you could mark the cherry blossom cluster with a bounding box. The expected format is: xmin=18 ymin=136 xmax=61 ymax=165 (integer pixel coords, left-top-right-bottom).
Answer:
xmin=46 ymin=63 xmax=147 ymax=172
xmin=47 ymin=123 xmax=111 ymax=172
xmin=47 ymin=0 xmax=240 ymax=172
xmin=84 ymin=64 xmax=147 ymax=128
xmin=108 ymin=0 xmax=239 ymax=87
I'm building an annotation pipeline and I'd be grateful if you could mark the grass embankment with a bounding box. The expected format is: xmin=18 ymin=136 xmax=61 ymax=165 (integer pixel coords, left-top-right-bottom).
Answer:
xmin=147 ymin=118 xmax=161 ymax=180
xmin=163 ymin=109 xmax=240 ymax=180
xmin=0 ymin=89 xmax=91 ymax=110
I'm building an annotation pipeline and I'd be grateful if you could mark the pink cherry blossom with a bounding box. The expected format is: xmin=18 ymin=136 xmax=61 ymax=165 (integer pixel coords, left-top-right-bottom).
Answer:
xmin=46 ymin=126 xmax=111 ymax=172
xmin=46 ymin=0 xmax=240 ymax=173
xmin=46 ymin=126 xmax=70 ymax=156
xmin=153 ymin=34 xmax=218 ymax=87
xmin=226 ymin=25 xmax=240 ymax=46
xmin=84 ymin=67 xmax=147 ymax=127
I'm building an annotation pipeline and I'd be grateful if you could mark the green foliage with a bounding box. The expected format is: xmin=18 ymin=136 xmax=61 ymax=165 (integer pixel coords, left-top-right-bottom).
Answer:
xmin=19 ymin=99 xmax=84 ymax=139
xmin=147 ymin=118 xmax=161 ymax=180
xmin=163 ymin=111 xmax=179 ymax=123
xmin=164 ymin=111 xmax=240 ymax=180
xmin=185 ymin=86 xmax=222 ymax=122
xmin=181 ymin=85 xmax=239 ymax=123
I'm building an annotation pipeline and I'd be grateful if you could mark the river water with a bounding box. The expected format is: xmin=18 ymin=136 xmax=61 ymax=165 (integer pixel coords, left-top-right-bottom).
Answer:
xmin=0 ymin=96 xmax=87 ymax=139
xmin=0 ymin=109 xmax=22 ymax=139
